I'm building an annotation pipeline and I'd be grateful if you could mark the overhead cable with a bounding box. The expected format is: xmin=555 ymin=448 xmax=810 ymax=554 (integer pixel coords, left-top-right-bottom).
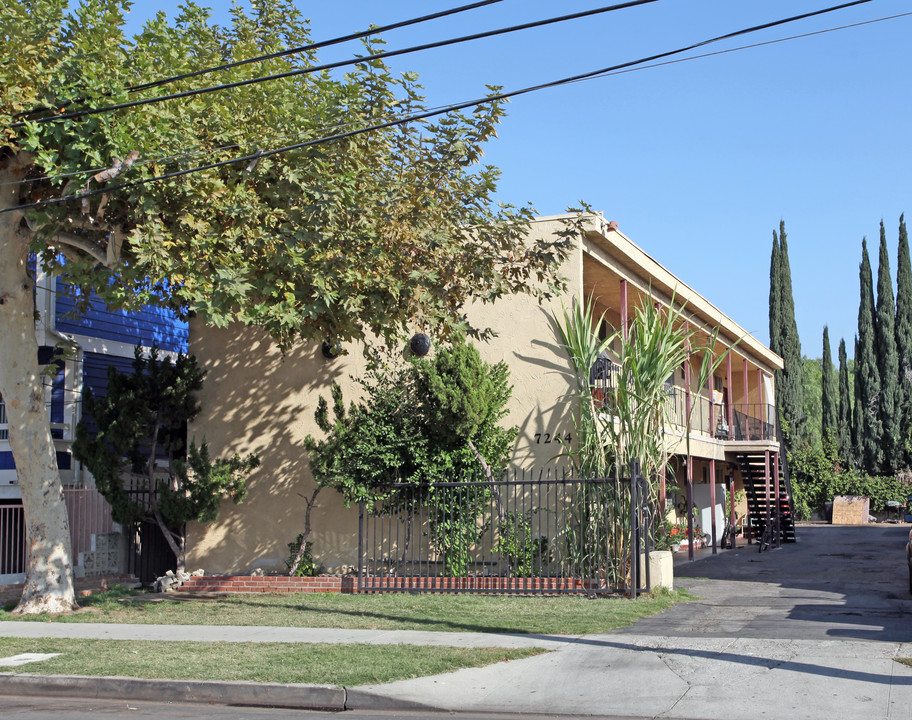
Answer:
xmin=16 ymin=0 xmax=504 ymax=119
xmin=0 ymin=0 xmax=879 ymax=216
xmin=12 ymin=0 xmax=660 ymax=129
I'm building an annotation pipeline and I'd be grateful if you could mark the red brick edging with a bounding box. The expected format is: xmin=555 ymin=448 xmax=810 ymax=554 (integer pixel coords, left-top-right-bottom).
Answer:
xmin=175 ymin=575 xmax=606 ymax=595
xmin=176 ymin=575 xmax=352 ymax=594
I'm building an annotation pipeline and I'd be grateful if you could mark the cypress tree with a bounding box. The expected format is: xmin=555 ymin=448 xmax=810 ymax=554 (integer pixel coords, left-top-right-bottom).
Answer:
xmin=770 ymin=232 xmax=782 ymax=355
xmin=852 ymin=335 xmax=864 ymax=467
xmin=776 ymin=221 xmax=805 ymax=446
xmin=837 ymin=338 xmax=853 ymax=463
xmin=821 ymin=326 xmax=838 ymax=451
xmin=876 ymin=221 xmax=901 ymax=473
xmin=856 ymin=238 xmax=883 ymax=473
xmin=895 ymin=214 xmax=912 ymax=469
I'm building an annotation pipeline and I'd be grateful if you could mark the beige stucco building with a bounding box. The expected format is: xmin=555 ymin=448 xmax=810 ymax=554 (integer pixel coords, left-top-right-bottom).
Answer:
xmin=187 ymin=212 xmax=788 ymax=574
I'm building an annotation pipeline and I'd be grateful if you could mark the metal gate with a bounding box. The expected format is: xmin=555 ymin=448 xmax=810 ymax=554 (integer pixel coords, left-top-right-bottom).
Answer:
xmin=124 ymin=481 xmax=178 ymax=586
xmin=358 ymin=462 xmax=651 ymax=596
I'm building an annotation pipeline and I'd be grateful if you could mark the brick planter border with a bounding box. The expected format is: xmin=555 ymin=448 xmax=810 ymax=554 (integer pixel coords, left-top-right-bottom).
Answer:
xmin=175 ymin=575 xmax=608 ymax=595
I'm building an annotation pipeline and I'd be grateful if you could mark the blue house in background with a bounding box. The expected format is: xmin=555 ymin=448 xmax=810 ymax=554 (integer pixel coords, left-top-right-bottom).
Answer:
xmin=0 ymin=266 xmax=187 ymax=584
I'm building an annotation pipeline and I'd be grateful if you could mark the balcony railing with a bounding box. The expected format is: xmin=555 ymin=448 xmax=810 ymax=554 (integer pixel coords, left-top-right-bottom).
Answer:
xmin=589 ymin=365 xmax=776 ymax=443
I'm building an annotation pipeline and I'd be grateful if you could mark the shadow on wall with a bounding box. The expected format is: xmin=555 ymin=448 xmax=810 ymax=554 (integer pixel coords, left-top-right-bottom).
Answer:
xmin=187 ymin=321 xmax=358 ymax=574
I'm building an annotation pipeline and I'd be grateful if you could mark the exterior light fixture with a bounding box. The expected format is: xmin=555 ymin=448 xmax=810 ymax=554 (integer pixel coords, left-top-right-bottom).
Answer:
xmin=409 ymin=333 xmax=431 ymax=357
xmin=321 ymin=341 xmax=341 ymax=359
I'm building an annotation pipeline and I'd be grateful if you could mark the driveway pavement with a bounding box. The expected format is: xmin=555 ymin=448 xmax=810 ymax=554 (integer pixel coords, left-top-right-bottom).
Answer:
xmin=619 ymin=523 xmax=912 ymax=642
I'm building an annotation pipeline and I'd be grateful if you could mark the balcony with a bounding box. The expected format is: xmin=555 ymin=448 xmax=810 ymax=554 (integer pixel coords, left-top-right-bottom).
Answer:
xmin=588 ymin=363 xmax=777 ymax=443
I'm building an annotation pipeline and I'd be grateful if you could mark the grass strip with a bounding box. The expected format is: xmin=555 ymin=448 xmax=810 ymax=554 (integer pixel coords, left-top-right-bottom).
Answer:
xmin=0 ymin=637 xmax=544 ymax=686
xmin=1 ymin=586 xmax=690 ymax=636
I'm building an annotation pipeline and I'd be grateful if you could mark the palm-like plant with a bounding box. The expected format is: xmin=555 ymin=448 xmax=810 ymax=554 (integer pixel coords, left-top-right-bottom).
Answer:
xmin=557 ymin=294 xmax=727 ymax=487
xmin=556 ymin=294 xmax=731 ymax=585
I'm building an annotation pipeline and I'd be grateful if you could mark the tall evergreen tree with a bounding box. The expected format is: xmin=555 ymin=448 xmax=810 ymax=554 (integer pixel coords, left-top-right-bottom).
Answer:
xmin=770 ymin=233 xmax=782 ymax=356
xmin=821 ymin=326 xmax=838 ymax=451
xmin=837 ymin=338 xmax=853 ymax=463
xmin=876 ymin=221 xmax=901 ymax=473
xmin=775 ymin=221 xmax=805 ymax=446
xmin=895 ymin=214 xmax=912 ymax=468
xmin=852 ymin=335 xmax=864 ymax=467
xmin=856 ymin=238 xmax=883 ymax=473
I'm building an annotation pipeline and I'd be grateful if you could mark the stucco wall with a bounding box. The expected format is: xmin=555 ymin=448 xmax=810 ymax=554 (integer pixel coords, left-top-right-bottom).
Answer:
xmin=187 ymin=218 xmax=583 ymax=574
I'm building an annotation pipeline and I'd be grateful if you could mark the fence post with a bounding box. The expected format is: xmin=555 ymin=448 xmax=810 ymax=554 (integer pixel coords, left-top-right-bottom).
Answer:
xmin=628 ymin=458 xmax=640 ymax=599
xmin=641 ymin=474 xmax=651 ymax=593
xmin=357 ymin=500 xmax=364 ymax=592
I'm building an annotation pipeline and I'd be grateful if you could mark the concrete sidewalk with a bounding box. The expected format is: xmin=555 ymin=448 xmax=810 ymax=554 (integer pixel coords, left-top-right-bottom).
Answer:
xmin=0 ymin=620 xmax=568 ymax=649
xmin=2 ymin=620 xmax=911 ymax=717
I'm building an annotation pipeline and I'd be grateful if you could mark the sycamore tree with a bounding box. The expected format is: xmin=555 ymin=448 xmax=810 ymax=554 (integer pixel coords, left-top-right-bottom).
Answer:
xmin=0 ymin=1 xmax=569 ymax=613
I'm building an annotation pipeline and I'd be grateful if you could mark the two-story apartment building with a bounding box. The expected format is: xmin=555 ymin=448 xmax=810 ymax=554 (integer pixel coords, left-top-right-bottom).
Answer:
xmin=186 ymin=212 xmax=790 ymax=575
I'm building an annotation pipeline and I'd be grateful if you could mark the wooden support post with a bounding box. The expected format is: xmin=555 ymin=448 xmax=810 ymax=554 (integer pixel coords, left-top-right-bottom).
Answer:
xmin=710 ymin=460 xmax=717 ymax=555
xmin=685 ymin=344 xmax=694 ymax=562
xmin=727 ymin=353 xmax=734 ymax=434
xmin=765 ymin=450 xmax=772 ymax=547
xmin=620 ymin=279 xmax=629 ymax=341
xmin=774 ymin=452 xmax=781 ymax=548
xmin=743 ymin=359 xmax=749 ymax=428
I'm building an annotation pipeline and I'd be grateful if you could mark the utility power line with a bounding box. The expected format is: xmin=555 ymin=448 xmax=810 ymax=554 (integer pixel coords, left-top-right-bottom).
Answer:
xmin=11 ymin=7 xmax=907 ymax=193
xmin=16 ymin=0 xmax=506 ymax=120
xmin=0 ymin=0 xmax=880 ymax=216
xmin=12 ymin=0 xmax=660 ymax=129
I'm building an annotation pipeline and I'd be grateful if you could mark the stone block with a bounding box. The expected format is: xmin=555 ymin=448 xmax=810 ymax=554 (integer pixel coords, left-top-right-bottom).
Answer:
xmin=832 ymin=495 xmax=870 ymax=525
xmin=639 ymin=550 xmax=673 ymax=591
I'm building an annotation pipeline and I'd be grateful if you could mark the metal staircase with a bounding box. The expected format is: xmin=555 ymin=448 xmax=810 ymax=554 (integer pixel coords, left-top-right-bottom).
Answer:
xmin=735 ymin=451 xmax=796 ymax=545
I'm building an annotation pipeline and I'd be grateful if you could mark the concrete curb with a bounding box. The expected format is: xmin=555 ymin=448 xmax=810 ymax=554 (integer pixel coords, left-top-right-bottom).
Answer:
xmin=0 ymin=673 xmax=346 ymax=711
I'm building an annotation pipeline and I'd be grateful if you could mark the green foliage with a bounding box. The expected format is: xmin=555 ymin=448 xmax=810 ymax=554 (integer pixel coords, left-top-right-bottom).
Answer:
xmin=837 ymin=339 xmax=854 ymax=463
xmin=821 ymin=327 xmax=838 ymax=452
xmin=876 ymin=222 xmax=901 ymax=473
xmin=284 ymin=535 xmax=319 ymax=577
xmin=895 ymin=215 xmax=912 ymax=467
xmin=494 ymin=512 xmax=551 ymax=578
xmin=789 ymin=443 xmax=911 ymax=519
xmin=555 ymin=294 xmax=725 ymax=485
xmin=802 ymin=355 xmax=823 ymax=453
xmin=305 ymin=339 xmax=516 ymax=576
xmin=159 ymin=441 xmax=258 ymax=525
xmin=769 ymin=233 xmax=782 ymax=356
xmin=555 ymin=294 xmax=726 ymax=587
xmin=771 ymin=222 xmax=805 ymax=448
xmin=652 ymin=518 xmax=687 ymax=551
xmin=305 ymin=339 xmax=516 ymax=511
xmin=414 ymin=340 xmax=512 ymax=448
xmin=856 ymin=238 xmax=883 ymax=473
xmin=72 ymin=346 xmax=258 ymax=535
xmin=3 ymin=0 xmax=570 ymax=349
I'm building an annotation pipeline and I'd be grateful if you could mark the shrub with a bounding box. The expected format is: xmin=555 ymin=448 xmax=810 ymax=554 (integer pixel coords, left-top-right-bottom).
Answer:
xmin=285 ymin=535 xmax=320 ymax=577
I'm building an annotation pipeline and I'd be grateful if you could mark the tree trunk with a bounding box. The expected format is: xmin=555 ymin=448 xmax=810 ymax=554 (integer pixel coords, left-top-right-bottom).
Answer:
xmin=0 ymin=153 xmax=77 ymax=613
xmin=289 ymin=486 xmax=321 ymax=576
xmin=152 ymin=504 xmax=185 ymax=575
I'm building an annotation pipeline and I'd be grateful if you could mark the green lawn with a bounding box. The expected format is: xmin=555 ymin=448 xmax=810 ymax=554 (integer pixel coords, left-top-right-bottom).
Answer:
xmin=1 ymin=585 xmax=690 ymax=636
xmin=0 ymin=637 xmax=543 ymax=686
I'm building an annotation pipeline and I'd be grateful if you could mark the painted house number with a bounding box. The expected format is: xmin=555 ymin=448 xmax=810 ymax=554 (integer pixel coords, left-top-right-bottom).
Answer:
xmin=534 ymin=432 xmax=572 ymax=445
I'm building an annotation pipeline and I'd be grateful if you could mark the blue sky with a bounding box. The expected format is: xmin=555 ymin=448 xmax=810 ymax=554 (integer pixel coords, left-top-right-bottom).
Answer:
xmin=121 ymin=0 xmax=912 ymax=358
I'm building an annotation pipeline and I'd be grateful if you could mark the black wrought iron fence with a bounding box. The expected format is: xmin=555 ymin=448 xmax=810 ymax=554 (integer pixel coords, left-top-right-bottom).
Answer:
xmin=358 ymin=462 xmax=650 ymax=596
